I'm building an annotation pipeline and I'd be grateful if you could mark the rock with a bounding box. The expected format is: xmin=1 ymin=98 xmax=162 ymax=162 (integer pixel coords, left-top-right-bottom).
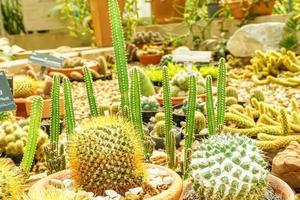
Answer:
xmin=128 ymin=187 xmax=142 ymax=195
xmin=104 ymin=190 xmax=121 ymax=200
xmin=163 ymin=176 xmax=173 ymax=185
xmin=272 ymin=141 xmax=300 ymax=190
xmin=227 ymin=22 xmax=285 ymax=57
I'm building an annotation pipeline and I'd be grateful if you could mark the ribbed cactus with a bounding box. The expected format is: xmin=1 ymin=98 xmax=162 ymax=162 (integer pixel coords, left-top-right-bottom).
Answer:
xmin=108 ymin=0 xmax=130 ymax=115
xmin=216 ymin=57 xmax=226 ymax=128
xmin=279 ymin=108 xmax=289 ymax=135
xmin=206 ymin=75 xmax=215 ymax=135
xmin=154 ymin=112 xmax=165 ymax=122
xmin=194 ymin=111 xmax=206 ymax=134
xmin=63 ymin=78 xmax=75 ymax=137
xmin=183 ymin=74 xmax=197 ymax=178
xmin=162 ymin=66 xmax=176 ymax=169
xmin=20 ymin=96 xmax=43 ymax=173
xmin=226 ymin=87 xmax=238 ymax=99
xmin=83 ymin=66 xmax=99 ymax=117
xmin=98 ymin=103 xmax=111 ymax=116
xmin=154 ymin=120 xmax=166 ymax=137
xmin=50 ymin=75 xmax=60 ymax=150
xmin=129 ymin=67 xmax=144 ymax=139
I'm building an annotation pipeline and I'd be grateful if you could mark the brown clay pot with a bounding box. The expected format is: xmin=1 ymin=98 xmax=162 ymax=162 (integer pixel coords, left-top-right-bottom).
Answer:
xmin=47 ymin=61 xmax=99 ymax=78
xmin=15 ymin=95 xmax=64 ymax=119
xmin=139 ymin=54 xmax=163 ymax=65
xmin=151 ymin=0 xmax=186 ymax=24
xmin=179 ymin=175 xmax=294 ymax=200
xmin=29 ymin=164 xmax=183 ymax=200
xmin=228 ymin=0 xmax=275 ymax=19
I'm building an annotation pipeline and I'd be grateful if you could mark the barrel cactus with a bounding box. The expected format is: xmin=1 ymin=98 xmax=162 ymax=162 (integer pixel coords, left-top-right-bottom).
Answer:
xmin=13 ymin=75 xmax=37 ymax=98
xmin=191 ymin=134 xmax=268 ymax=200
xmin=68 ymin=117 xmax=145 ymax=196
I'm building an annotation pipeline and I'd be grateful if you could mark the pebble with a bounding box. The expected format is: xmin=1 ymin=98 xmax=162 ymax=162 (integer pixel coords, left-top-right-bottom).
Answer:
xmin=128 ymin=187 xmax=142 ymax=195
xmin=163 ymin=176 xmax=173 ymax=185
xmin=63 ymin=178 xmax=73 ymax=188
xmin=105 ymin=190 xmax=121 ymax=199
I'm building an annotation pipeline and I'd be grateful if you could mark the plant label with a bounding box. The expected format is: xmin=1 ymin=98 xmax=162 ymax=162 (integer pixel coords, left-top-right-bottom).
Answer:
xmin=0 ymin=71 xmax=16 ymax=112
xmin=29 ymin=52 xmax=65 ymax=68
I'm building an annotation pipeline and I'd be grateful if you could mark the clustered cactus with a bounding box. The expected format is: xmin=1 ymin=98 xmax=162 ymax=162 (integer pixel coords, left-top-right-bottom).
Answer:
xmin=141 ymin=97 xmax=159 ymax=112
xmin=132 ymin=31 xmax=163 ymax=46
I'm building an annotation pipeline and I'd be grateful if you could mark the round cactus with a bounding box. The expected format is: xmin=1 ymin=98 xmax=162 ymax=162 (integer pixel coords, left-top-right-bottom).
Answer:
xmin=226 ymin=97 xmax=238 ymax=106
xmin=250 ymin=90 xmax=264 ymax=102
xmin=68 ymin=117 xmax=145 ymax=196
xmin=13 ymin=75 xmax=37 ymax=98
xmin=141 ymin=97 xmax=159 ymax=112
xmin=0 ymin=111 xmax=14 ymax=123
xmin=191 ymin=134 xmax=268 ymax=200
xmin=154 ymin=120 xmax=166 ymax=137
xmin=226 ymin=87 xmax=238 ymax=100
xmin=154 ymin=112 xmax=165 ymax=122
xmin=0 ymin=159 xmax=25 ymax=199
xmin=194 ymin=111 xmax=206 ymax=134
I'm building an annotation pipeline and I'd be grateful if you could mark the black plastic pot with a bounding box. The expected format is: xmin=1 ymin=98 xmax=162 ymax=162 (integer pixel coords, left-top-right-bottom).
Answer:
xmin=142 ymin=110 xmax=158 ymax=123
xmin=173 ymin=104 xmax=186 ymax=127
xmin=150 ymin=127 xmax=182 ymax=149
xmin=41 ymin=119 xmax=64 ymax=136
xmin=207 ymin=3 xmax=221 ymax=18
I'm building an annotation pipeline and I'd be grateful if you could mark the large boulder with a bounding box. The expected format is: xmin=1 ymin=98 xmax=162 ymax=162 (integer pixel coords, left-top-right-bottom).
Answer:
xmin=272 ymin=141 xmax=300 ymax=190
xmin=227 ymin=22 xmax=285 ymax=57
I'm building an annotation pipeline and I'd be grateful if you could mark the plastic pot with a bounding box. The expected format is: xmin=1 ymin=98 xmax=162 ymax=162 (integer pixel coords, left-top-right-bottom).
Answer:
xmin=150 ymin=127 xmax=182 ymax=149
xmin=142 ymin=110 xmax=158 ymax=123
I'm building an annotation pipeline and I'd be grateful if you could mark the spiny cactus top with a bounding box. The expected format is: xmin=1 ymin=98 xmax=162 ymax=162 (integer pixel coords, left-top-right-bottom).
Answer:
xmin=68 ymin=117 xmax=145 ymax=196
xmin=191 ymin=134 xmax=268 ymax=200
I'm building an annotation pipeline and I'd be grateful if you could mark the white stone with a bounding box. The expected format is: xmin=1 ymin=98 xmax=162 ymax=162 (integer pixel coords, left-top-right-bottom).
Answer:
xmin=149 ymin=177 xmax=164 ymax=187
xmin=92 ymin=196 xmax=106 ymax=200
xmin=62 ymin=179 xmax=73 ymax=188
xmin=104 ymin=190 xmax=119 ymax=198
xmin=227 ymin=22 xmax=285 ymax=57
xmin=163 ymin=176 xmax=173 ymax=185
xmin=129 ymin=187 xmax=143 ymax=195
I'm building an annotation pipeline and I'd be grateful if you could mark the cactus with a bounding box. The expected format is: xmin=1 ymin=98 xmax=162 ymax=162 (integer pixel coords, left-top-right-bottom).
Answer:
xmin=13 ymin=75 xmax=37 ymax=98
xmin=162 ymin=66 xmax=176 ymax=169
xmin=216 ymin=58 xmax=226 ymax=127
xmin=226 ymin=97 xmax=238 ymax=106
xmin=44 ymin=143 xmax=66 ymax=175
xmin=129 ymin=67 xmax=144 ymax=140
xmin=98 ymin=103 xmax=111 ymax=116
xmin=154 ymin=120 xmax=166 ymax=137
xmin=225 ymin=113 xmax=255 ymax=128
xmin=250 ymin=90 xmax=265 ymax=102
xmin=130 ymin=67 xmax=155 ymax=97
xmin=226 ymin=87 xmax=238 ymax=99
xmin=206 ymin=76 xmax=215 ymax=135
xmin=108 ymin=0 xmax=130 ymax=114
xmin=141 ymin=97 xmax=159 ymax=112
xmin=183 ymin=74 xmax=197 ymax=178
xmin=63 ymin=78 xmax=75 ymax=137
xmin=68 ymin=117 xmax=145 ymax=196
xmin=257 ymin=134 xmax=300 ymax=150
xmin=97 ymin=56 xmax=108 ymax=76
xmin=0 ymin=111 xmax=13 ymax=122
xmin=191 ymin=134 xmax=268 ymax=200
xmin=194 ymin=111 xmax=206 ymax=134
xmin=0 ymin=159 xmax=25 ymax=199
xmin=50 ymin=75 xmax=60 ymax=150
xmin=154 ymin=112 xmax=165 ymax=122
xmin=83 ymin=66 xmax=99 ymax=117
xmin=110 ymin=102 xmax=120 ymax=115
xmin=20 ymin=96 xmax=43 ymax=174
xmin=223 ymin=126 xmax=283 ymax=137
xmin=279 ymin=108 xmax=289 ymax=135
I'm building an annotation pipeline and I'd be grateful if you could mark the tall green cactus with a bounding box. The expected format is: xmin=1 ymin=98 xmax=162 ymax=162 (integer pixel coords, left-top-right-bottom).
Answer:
xmin=216 ymin=58 xmax=226 ymax=127
xmin=108 ymin=0 xmax=130 ymax=115
xmin=183 ymin=74 xmax=197 ymax=178
xmin=129 ymin=67 xmax=144 ymax=139
xmin=63 ymin=78 xmax=75 ymax=138
xmin=50 ymin=75 xmax=60 ymax=150
xmin=162 ymin=66 xmax=176 ymax=169
xmin=83 ymin=66 xmax=99 ymax=117
xmin=206 ymin=75 xmax=216 ymax=135
xmin=20 ymin=96 xmax=43 ymax=174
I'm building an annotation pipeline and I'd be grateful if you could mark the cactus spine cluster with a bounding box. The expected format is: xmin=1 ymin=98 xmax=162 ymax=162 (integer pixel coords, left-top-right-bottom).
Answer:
xmin=13 ymin=75 xmax=37 ymax=98
xmin=0 ymin=111 xmax=13 ymax=122
xmin=63 ymin=78 xmax=75 ymax=137
xmin=194 ymin=111 xmax=206 ymax=134
xmin=108 ymin=0 xmax=130 ymax=114
xmin=191 ymin=135 xmax=268 ymax=200
xmin=68 ymin=117 xmax=145 ymax=196
xmin=183 ymin=74 xmax=197 ymax=178
xmin=83 ymin=66 xmax=99 ymax=117
xmin=154 ymin=120 xmax=166 ymax=137
xmin=162 ymin=66 xmax=176 ymax=169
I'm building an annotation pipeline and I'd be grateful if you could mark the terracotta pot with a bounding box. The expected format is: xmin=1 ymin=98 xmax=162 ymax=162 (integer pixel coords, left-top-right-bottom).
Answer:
xmin=151 ymin=0 xmax=186 ymax=24
xmin=139 ymin=54 xmax=163 ymax=65
xmin=179 ymin=175 xmax=294 ymax=200
xmin=228 ymin=0 xmax=275 ymax=19
xmin=29 ymin=164 xmax=183 ymax=200
xmin=156 ymin=95 xmax=206 ymax=106
xmin=15 ymin=95 xmax=64 ymax=119
xmin=47 ymin=61 xmax=99 ymax=78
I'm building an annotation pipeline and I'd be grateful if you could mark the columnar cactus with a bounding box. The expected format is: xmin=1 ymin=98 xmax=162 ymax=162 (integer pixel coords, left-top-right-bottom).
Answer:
xmin=50 ymin=75 xmax=60 ymax=150
xmin=206 ymin=75 xmax=215 ymax=135
xmin=129 ymin=67 xmax=144 ymax=139
xmin=108 ymin=0 xmax=130 ymax=115
xmin=191 ymin=134 xmax=268 ymax=200
xmin=183 ymin=74 xmax=197 ymax=178
xmin=63 ymin=78 xmax=75 ymax=137
xmin=83 ymin=66 xmax=99 ymax=117
xmin=162 ymin=66 xmax=176 ymax=169
xmin=20 ymin=96 xmax=43 ymax=173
